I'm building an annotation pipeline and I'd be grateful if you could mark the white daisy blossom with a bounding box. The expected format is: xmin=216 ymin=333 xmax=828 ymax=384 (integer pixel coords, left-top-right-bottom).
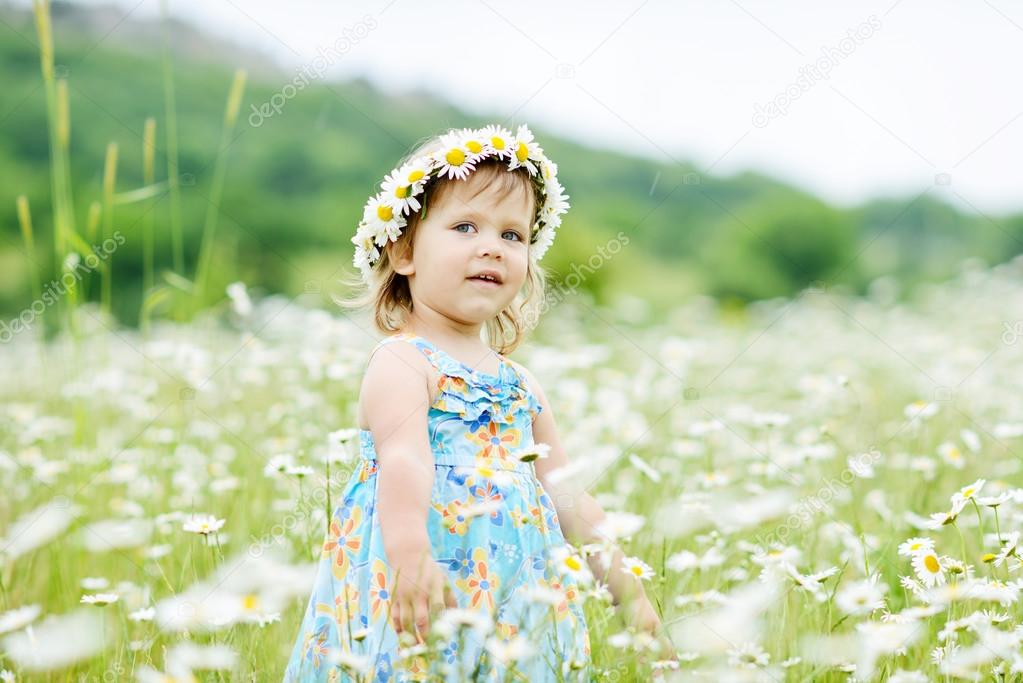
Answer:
xmin=594 ymin=511 xmax=646 ymax=541
xmin=380 ymin=165 xmax=426 ymax=216
xmin=621 ymin=556 xmax=655 ymax=581
xmin=485 ymin=634 xmax=535 ymax=664
xmin=957 ymin=478 xmax=986 ymax=501
xmin=898 ymin=537 xmax=935 ymax=557
xmin=835 ymin=575 xmax=887 ymax=615
xmin=350 ymin=123 xmax=569 ymax=281
xmin=0 ymin=605 xmax=42 ymax=635
xmin=182 ymin=514 xmax=226 ymax=536
xmin=912 ymin=550 xmax=946 ymax=587
xmin=549 ymin=545 xmax=594 ymax=586
xmin=80 ymin=593 xmax=119 ymax=606
xmin=994 ymin=531 xmax=1020 ymax=567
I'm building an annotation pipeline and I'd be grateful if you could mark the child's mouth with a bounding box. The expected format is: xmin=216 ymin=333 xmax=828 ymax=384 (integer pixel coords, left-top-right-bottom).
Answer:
xmin=467 ymin=276 xmax=502 ymax=289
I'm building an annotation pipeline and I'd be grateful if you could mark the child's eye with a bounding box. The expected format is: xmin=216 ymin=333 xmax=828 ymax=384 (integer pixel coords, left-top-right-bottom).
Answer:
xmin=453 ymin=223 xmax=476 ymax=233
xmin=502 ymin=230 xmax=523 ymax=242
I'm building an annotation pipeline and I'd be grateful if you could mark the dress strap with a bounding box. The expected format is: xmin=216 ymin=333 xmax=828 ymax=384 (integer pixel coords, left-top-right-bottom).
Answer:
xmin=367 ymin=333 xmax=437 ymax=369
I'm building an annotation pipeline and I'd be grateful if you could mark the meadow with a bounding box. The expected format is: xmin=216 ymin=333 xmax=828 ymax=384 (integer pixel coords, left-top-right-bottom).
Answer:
xmin=4 ymin=1 xmax=1023 ymax=680
xmin=2 ymin=255 xmax=1023 ymax=680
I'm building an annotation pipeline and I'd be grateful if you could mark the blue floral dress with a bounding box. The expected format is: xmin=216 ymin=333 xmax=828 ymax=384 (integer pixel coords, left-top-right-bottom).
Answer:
xmin=283 ymin=333 xmax=591 ymax=682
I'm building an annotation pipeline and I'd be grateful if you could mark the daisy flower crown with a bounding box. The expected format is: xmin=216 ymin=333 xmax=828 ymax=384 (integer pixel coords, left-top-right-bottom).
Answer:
xmin=351 ymin=124 xmax=569 ymax=283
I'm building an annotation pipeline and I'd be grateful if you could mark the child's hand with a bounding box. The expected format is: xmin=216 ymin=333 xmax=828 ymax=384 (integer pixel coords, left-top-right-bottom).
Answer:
xmin=388 ymin=549 xmax=458 ymax=643
xmin=615 ymin=595 xmax=679 ymax=673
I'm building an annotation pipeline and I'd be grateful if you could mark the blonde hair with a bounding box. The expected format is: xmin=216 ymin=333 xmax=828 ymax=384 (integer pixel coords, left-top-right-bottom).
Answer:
xmin=335 ymin=131 xmax=549 ymax=355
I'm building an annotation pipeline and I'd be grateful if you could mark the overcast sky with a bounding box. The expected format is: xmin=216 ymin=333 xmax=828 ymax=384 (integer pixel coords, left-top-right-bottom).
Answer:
xmin=46 ymin=0 xmax=1023 ymax=213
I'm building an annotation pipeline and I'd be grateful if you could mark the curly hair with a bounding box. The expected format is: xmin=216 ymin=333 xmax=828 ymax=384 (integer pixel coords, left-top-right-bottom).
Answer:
xmin=335 ymin=132 xmax=549 ymax=355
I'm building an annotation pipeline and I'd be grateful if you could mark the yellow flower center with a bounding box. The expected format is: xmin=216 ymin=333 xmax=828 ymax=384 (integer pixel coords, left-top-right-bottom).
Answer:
xmin=446 ymin=148 xmax=466 ymax=166
xmin=910 ymin=543 xmax=922 ymax=551
xmin=924 ymin=555 xmax=940 ymax=573
xmin=467 ymin=140 xmax=483 ymax=153
xmin=962 ymin=487 xmax=974 ymax=497
xmin=515 ymin=142 xmax=529 ymax=162
xmin=630 ymin=566 xmax=643 ymax=576
xmin=982 ymin=553 xmax=996 ymax=563
xmin=407 ymin=169 xmax=425 ymax=183
xmin=491 ymin=136 xmax=506 ymax=150
xmin=376 ymin=204 xmax=393 ymax=221
xmin=395 ymin=185 xmax=409 ymax=199
xmin=243 ymin=594 xmax=259 ymax=611
xmin=565 ymin=556 xmax=582 ymax=571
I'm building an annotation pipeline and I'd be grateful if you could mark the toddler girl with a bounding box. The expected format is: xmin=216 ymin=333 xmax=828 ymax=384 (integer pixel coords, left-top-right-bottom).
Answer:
xmin=283 ymin=124 xmax=670 ymax=682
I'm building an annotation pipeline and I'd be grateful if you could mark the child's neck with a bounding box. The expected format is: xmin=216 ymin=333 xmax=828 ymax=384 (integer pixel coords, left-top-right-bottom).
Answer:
xmin=402 ymin=311 xmax=485 ymax=349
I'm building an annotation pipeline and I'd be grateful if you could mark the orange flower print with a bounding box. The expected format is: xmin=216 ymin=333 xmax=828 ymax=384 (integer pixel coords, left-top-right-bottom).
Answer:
xmin=322 ymin=505 xmax=363 ymax=581
xmin=301 ymin=620 xmax=331 ymax=669
xmin=455 ymin=547 xmax=500 ymax=613
xmin=402 ymin=654 xmax=431 ymax=681
xmin=466 ymin=422 xmax=521 ymax=461
xmin=436 ymin=498 xmax=474 ymax=536
xmin=315 ymin=583 xmax=359 ymax=632
xmin=494 ymin=620 xmax=519 ymax=643
xmin=546 ymin=576 xmax=575 ymax=624
xmin=368 ymin=558 xmax=392 ymax=622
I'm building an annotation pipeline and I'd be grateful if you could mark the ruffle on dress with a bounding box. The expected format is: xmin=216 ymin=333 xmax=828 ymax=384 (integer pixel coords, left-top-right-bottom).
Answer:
xmin=411 ymin=339 xmax=544 ymax=426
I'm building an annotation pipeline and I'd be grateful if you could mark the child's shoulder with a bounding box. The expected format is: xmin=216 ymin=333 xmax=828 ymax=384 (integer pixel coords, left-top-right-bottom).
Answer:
xmin=362 ymin=335 xmax=433 ymax=383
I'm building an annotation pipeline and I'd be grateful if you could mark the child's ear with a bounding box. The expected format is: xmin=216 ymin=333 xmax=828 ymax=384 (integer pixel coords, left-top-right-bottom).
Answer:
xmin=387 ymin=239 xmax=415 ymax=276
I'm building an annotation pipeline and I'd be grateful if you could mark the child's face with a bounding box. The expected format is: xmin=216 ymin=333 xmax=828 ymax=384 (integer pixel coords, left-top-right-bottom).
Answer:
xmin=396 ymin=171 xmax=533 ymax=327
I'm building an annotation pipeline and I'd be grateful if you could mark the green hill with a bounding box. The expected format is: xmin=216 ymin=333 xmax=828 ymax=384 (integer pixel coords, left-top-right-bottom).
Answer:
xmin=1 ymin=2 xmax=1021 ymax=327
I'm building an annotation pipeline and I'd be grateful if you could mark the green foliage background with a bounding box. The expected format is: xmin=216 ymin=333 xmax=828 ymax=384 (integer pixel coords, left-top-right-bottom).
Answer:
xmin=1 ymin=3 xmax=1021 ymax=327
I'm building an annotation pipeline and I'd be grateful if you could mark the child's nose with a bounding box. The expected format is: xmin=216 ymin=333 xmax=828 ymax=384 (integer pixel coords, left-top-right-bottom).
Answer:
xmin=478 ymin=233 xmax=504 ymax=258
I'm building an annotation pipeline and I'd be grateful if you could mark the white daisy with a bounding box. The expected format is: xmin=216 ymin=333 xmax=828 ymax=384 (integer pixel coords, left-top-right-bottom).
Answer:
xmin=507 ymin=124 xmax=544 ymax=176
xmin=540 ymin=175 xmax=570 ymax=229
xmin=976 ymin=491 xmax=1013 ymax=507
xmin=433 ymin=132 xmax=477 ymax=180
xmin=80 ymin=593 xmax=119 ymax=606
xmin=904 ymin=400 xmax=939 ymax=420
xmin=513 ymin=442 xmax=550 ymax=462
xmin=960 ymin=428 xmax=981 ymax=452
xmin=620 ymin=556 xmax=655 ymax=581
xmin=485 ymin=634 xmax=535 ymax=664
xmin=596 ymin=512 xmax=647 ymax=543
xmin=912 ymin=551 xmax=946 ymax=587
xmin=351 ymin=227 xmax=381 ymax=275
xmin=835 ymin=576 xmax=887 ymax=615
xmin=993 ymin=531 xmax=1019 ymax=567
xmin=549 ymin=545 xmax=593 ymax=585
xmin=182 ymin=514 xmax=225 ymax=536
xmin=379 ymin=166 xmax=424 ymax=216
xmin=957 ymin=479 xmax=986 ymax=501
xmin=361 ymin=195 xmax=406 ymax=247
xmin=0 ymin=604 xmax=42 ymax=635
xmin=480 ymin=124 xmax=515 ymax=160
xmin=128 ymin=607 xmax=155 ymax=622
xmin=727 ymin=642 xmax=770 ymax=668
xmin=263 ymin=452 xmax=295 ymax=477
xmin=80 ymin=577 xmax=110 ymax=590
xmin=457 ymin=127 xmax=489 ymax=160
xmin=531 ymin=225 xmax=556 ymax=260
xmin=898 ymin=537 xmax=935 ymax=557
xmin=938 ymin=441 xmax=965 ymax=469
xmin=925 ymin=496 xmax=968 ymax=529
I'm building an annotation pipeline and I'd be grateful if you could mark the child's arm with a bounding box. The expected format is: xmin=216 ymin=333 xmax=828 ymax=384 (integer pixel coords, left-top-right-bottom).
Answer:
xmin=360 ymin=342 xmax=455 ymax=638
xmin=516 ymin=363 xmax=652 ymax=609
